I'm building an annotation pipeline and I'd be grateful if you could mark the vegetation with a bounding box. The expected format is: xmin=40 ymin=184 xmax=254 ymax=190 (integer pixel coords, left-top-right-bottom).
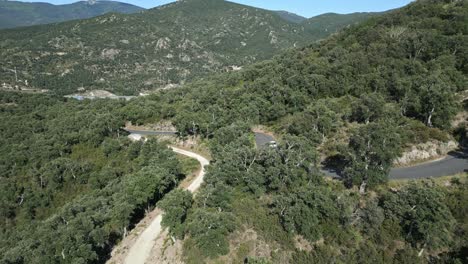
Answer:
xmin=0 ymin=0 xmax=380 ymax=95
xmin=301 ymin=12 xmax=381 ymax=40
xmin=158 ymin=189 xmax=193 ymax=239
xmin=0 ymin=92 xmax=187 ymax=263
xmin=150 ymin=0 xmax=467 ymax=262
xmin=0 ymin=0 xmax=467 ymax=263
xmin=163 ymin=127 xmax=467 ymax=263
xmin=0 ymin=0 xmax=144 ymax=29
xmin=118 ymin=0 xmax=466 ymax=188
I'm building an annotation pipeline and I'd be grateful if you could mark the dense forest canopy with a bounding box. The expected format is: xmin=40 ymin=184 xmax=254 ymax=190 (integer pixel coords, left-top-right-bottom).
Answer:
xmin=0 ymin=92 xmax=189 ymax=263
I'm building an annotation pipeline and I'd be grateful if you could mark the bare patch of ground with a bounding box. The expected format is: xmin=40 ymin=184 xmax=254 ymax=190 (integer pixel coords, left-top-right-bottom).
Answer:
xmin=146 ymin=230 xmax=184 ymax=264
xmin=208 ymin=228 xmax=290 ymax=264
xmin=452 ymin=111 xmax=467 ymax=128
xmin=294 ymin=235 xmax=314 ymax=252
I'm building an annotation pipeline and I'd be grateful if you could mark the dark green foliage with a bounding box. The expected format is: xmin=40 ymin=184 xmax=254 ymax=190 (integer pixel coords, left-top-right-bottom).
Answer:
xmin=1 ymin=0 xmax=467 ymax=263
xmin=244 ymin=256 xmax=272 ymax=264
xmin=0 ymin=0 xmax=144 ymax=29
xmin=381 ymin=183 xmax=457 ymax=251
xmin=0 ymin=92 xmax=184 ymax=263
xmin=301 ymin=12 xmax=381 ymax=40
xmin=186 ymin=208 xmax=236 ymax=258
xmin=343 ymin=122 xmax=402 ymax=189
xmin=273 ymin=186 xmax=343 ymax=242
xmin=351 ymin=93 xmax=387 ymax=124
xmin=158 ymin=189 xmax=193 ymax=239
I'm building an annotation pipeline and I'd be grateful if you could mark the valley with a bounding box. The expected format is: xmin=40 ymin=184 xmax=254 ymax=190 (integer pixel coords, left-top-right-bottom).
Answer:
xmin=0 ymin=0 xmax=376 ymax=95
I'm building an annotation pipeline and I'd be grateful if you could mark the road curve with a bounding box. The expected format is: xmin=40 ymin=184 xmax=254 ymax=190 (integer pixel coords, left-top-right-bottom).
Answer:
xmin=123 ymin=146 xmax=209 ymax=264
xmin=254 ymin=132 xmax=467 ymax=180
xmin=123 ymin=129 xmax=466 ymax=180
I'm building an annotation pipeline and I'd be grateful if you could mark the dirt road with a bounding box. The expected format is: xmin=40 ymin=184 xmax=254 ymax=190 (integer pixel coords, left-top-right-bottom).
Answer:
xmin=117 ymin=146 xmax=209 ymax=264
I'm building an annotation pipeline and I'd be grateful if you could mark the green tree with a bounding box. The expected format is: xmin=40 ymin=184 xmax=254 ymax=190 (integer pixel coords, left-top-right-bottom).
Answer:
xmin=158 ymin=189 xmax=193 ymax=239
xmin=352 ymin=93 xmax=387 ymax=124
xmin=382 ymin=183 xmax=457 ymax=252
xmin=343 ymin=122 xmax=401 ymax=191
xmin=186 ymin=208 xmax=236 ymax=258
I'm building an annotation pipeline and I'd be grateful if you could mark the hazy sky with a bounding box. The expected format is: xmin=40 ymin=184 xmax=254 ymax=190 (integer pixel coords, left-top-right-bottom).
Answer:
xmin=22 ymin=0 xmax=414 ymax=17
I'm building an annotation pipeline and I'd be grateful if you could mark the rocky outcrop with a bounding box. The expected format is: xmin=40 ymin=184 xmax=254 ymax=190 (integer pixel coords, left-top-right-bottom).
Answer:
xmin=394 ymin=140 xmax=458 ymax=167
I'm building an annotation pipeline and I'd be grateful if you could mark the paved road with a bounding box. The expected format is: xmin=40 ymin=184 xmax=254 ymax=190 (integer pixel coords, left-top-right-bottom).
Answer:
xmin=254 ymin=132 xmax=467 ymax=180
xmin=123 ymin=146 xmax=209 ymax=264
xmin=126 ymin=129 xmax=467 ymax=179
xmin=255 ymin=132 xmax=276 ymax=148
xmin=389 ymin=150 xmax=467 ymax=179
xmin=124 ymin=128 xmax=177 ymax=136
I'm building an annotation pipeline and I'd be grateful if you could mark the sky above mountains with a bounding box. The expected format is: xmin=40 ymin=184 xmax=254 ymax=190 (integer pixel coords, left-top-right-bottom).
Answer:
xmin=18 ymin=0 xmax=414 ymax=17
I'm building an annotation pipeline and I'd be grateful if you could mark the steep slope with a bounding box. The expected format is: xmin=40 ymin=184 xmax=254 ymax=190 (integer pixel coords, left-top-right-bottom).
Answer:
xmin=149 ymin=0 xmax=466 ymax=136
xmin=302 ymin=12 xmax=381 ymax=40
xmin=0 ymin=0 xmax=318 ymax=95
xmin=0 ymin=0 xmax=144 ymax=29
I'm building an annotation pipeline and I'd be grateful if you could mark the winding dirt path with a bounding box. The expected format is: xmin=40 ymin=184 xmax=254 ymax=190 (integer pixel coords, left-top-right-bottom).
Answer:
xmin=108 ymin=146 xmax=209 ymax=264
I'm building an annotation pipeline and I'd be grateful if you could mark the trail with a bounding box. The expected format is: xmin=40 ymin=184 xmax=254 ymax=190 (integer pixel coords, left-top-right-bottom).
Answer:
xmin=122 ymin=146 xmax=209 ymax=264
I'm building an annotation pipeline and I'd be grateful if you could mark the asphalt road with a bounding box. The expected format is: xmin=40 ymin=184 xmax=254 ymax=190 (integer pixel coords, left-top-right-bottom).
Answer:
xmin=124 ymin=129 xmax=177 ymax=136
xmin=254 ymin=132 xmax=467 ymax=180
xmin=389 ymin=150 xmax=467 ymax=179
xmin=255 ymin=132 xmax=276 ymax=148
xmin=126 ymin=129 xmax=467 ymax=180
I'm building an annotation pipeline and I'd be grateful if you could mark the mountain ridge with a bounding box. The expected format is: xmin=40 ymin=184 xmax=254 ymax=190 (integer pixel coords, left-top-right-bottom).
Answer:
xmin=0 ymin=0 xmax=383 ymax=95
xmin=0 ymin=0 xmax=317 ymax=95
xmin=0 ymin=0 xmax=144 ymax=29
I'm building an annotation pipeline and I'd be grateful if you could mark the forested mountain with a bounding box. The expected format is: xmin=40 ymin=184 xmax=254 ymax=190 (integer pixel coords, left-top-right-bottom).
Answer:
xmin=0 ymin=0 xmax=144 ymax=29
xmin=0 ymin=0 xmax=383 ymax=96
xmin=301 ymin=11 xmax=381 ymax=40
xmin=0 ymin=0 xmax=323 ymax=95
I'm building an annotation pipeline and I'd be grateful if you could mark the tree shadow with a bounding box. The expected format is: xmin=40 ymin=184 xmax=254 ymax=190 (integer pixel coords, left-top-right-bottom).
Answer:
xmin=321 ymin=154 xmax=347 ymax=178
xmin=447 ymin=147 xmax=468 ymax=159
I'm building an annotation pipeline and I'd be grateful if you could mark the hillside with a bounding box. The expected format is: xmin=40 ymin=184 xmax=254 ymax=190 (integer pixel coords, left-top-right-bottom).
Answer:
xmin=116 ymin=0 xmax=466 ymax=261
xmin=301 ymin=12 xmax=381 ymax=40
xmin=0 ymin=0 xmax=144 ymax=29
xmin=0 ymin=0 xmax=320 ymax=95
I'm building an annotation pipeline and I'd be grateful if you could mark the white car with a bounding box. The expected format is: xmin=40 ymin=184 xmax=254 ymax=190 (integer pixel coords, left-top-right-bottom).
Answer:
xmin=268 ymin=141 xmax=278 ymax=148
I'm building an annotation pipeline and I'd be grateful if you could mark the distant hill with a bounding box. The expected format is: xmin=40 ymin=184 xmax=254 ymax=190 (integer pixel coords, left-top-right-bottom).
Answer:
xmin=302 ymin=12 xmax=381 ymax=40
xmin=0 ymin=0 xmax=144 ymax=29
xmin=0 ymin=0 xmax=324 ymax=95
xmin=275 ymin=10 xmax=307 ymax=23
